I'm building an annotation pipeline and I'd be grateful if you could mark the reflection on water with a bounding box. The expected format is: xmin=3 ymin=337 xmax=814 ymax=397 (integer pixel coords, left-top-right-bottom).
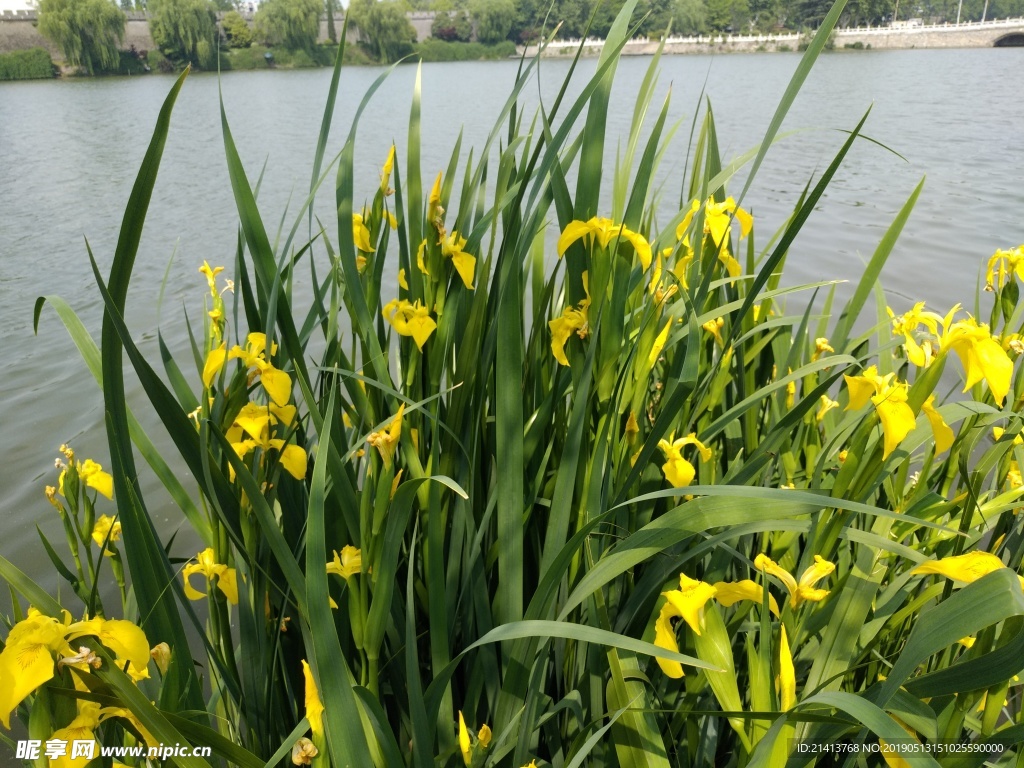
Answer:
xmin=1 ymin=48 xmax=1022 ymax=583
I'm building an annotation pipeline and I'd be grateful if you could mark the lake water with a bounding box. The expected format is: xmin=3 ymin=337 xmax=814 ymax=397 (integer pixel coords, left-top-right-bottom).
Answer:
xmin=1 ymin=48 xmax=1023 ymax=588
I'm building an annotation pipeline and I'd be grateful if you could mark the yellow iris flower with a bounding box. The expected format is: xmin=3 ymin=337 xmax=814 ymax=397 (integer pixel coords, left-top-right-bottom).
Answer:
xmin=0 ymin=610 xmax=149 ymax=729
xmin=203 ymin=332 xmax=292 ymax=407
xmin=657 ymin=433 xmax=712 ymax=488
xmin=939 ymin=308 xmax=1013 ymax=406
xmin=58 ymin=457 xmax=114 ymax=501
xmin=557 ymin=217 xmax=652 ymax=271
xmin=227 ymin=401 xmax=307 ymax=480
xmin=549 ymin=272 xmax=591 ymax=367
xmin=302 ymin=660 xmax=324 ymax=737
xmin=986 ymin=244 xmax=1024 ymax=290
xmin=429 ymin=171 xmax=445 ymax=233
xmin=353 ymin=213 xmax=373 ymax=253
xmin=675 ymin=196 xmax=753 ymax=249
xmin=911 ymin=551 xmax=1024 ymax=590
xmin=367 ymin=403 xmax=404 ymax=469
xmin=182 ymin=548 xmax=239 ymax=604
xmin=653 ymin=573 xmax=778 ymax=680
xmin=380 ymin=144 xmax=395 ymax=195
xmin=91 ymin=514 xmax=120 ymax=557
xmin=890 ymin=303 xmax=1014 ymax=405
xmin=845 ymin=365 xmax=952 ymax=459
xmin=440 ymin=231 xmax=476 ymax=289
xmin=327 ymin=546 xmax=362 ymax=580
xmin=703 ymin=317 xmax=725 ymax=346
xmin=653 ymin=574 xmax=717 ymax=678
xmin=812 ymin=337 xmax=834 ymax=361
xmin=889 ymin=302 xmax=942 ymax=368
xmin=816 ymin=394 xmax=839 ymax=422
xmin=382 ymin=298 xmax=437 ymax=351
xmin=754 ymin=553 xmax=835 ymax=608
xmin=199 ymin=260 xmax=224 ymax=298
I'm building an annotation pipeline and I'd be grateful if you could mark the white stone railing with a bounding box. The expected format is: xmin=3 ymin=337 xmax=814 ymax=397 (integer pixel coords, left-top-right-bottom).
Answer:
xmin=542 ymin=32 xmax=802 ymax=48
xmin=530 ymin=16 xmax=1023 ymax=49
xmin=835 ymin=16 xmax=1024 ymax=34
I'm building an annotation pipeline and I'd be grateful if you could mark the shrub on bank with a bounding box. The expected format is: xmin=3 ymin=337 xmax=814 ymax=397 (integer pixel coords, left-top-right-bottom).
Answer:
xmin=414 ymin=38 xmax=517 ymax=61
xmin=8 ymin=1 xmax=1024 ymax=765
xmin=0 ymin=47 xmax=56 ymax=80
xmin=222 ymin=43 xmax=368 ymax=70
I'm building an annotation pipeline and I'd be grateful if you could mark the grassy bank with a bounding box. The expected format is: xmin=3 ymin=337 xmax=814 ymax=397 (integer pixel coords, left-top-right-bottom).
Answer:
xmin=6 ymin=0 xmax=1024 ymax=765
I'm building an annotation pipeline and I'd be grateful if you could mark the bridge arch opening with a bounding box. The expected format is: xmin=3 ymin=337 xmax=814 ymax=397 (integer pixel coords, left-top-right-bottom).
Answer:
xmin=994 ymin=32 xmax=1024 ymax=46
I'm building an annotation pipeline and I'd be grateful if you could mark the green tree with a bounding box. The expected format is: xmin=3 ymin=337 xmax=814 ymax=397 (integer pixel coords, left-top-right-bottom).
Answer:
xmin=431 ymin=10 xmax=473 ymax=41
xmin=348 ymin=0 xmax=416 ymax=62
xmin=221 ymin=9 xmax=253 ymax=47
xmin=254 ymin=0 xmax=322 ymax=50
xmin=325 ymin=0 xmax=336 ymax=44
xmin=509 ymin=0 xmax=546 ymax=42
xmin=148 ymin=0 xmax=217 ymax=66
xmin=469 ymin=0 xmax=515 ymax=43
xmin=673 ymin=0 xmax=709 ymax=33
xmin=706 ymin=0 xmax=749 ymax=29
xmin=37 ymin=0 xmax=125 ymax=74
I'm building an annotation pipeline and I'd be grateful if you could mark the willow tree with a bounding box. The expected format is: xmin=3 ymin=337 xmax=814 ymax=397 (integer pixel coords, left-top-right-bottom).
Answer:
xmin=253 ymin=0 xmax=322 ymax=51
xmin=347 ymin=0 xmax=415 ymax=62
xmin=147 ymin=0 xmax=217 ymax=67
xmin=37 ymin=0 xmax=125 ymax=74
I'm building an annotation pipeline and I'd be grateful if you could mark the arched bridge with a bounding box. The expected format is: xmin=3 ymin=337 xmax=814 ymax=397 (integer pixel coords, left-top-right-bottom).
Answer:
xmin=833 ymin=17 xmax=1024 ymax=49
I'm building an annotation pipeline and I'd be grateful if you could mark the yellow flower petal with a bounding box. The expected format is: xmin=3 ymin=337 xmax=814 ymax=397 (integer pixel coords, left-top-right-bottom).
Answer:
xmin=653 ymin=602 xmax=684 ymax=678
xmin=556 ymin=219 xmax=593 ymax=257
xmin=872 ymin=383 xmax=915 ymax=459
xmin=451 ymin=250 xmax=476 ymax=290
xmin=260 ymin=365 xmax=292 ymax=407
xmin=661 ymin=454 xmax=696 ymax=488
xmin=67 ymin=618 xmax=149 ymax=671
xmin=911 ymin=551 xmax=1009 ymax=585
xmin=713 ymin=579 xmax=780 ymax=616
xmin=353 ymin=214 xmax=373 ymax=252
xmin=458 ymin=711 xmax=472 ymax=766
xmin=416 ymin=239 xmax=430 ymax=276
xmin=0 ymin=640 xmax=56 ymax=728
xmin=277 ymin=444 xmax=307 ymax=480
xmin=649 ymin=320 xmax=671 ymax=365
xmin=675 ymin=199 xmax=700 ymax=240
xmin=922 ymin=396 xmax=954 ymax=454
xmin=302 ymin=660 xmax=324 ymax=737
xmin=778 ymin=624 xmax=796 ymax=711
xmin=202 ymin=343 xmax=228 ymax=388
xmin=216 ymin=567 xmax=239 ymax=604
xmin=234 ymin=402 xmax=272 ymax=441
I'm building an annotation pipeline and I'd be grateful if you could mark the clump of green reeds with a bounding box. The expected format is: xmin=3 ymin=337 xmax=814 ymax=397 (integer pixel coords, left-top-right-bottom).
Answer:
xmin=5 ymin=2 xmax=1024 ymax=766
